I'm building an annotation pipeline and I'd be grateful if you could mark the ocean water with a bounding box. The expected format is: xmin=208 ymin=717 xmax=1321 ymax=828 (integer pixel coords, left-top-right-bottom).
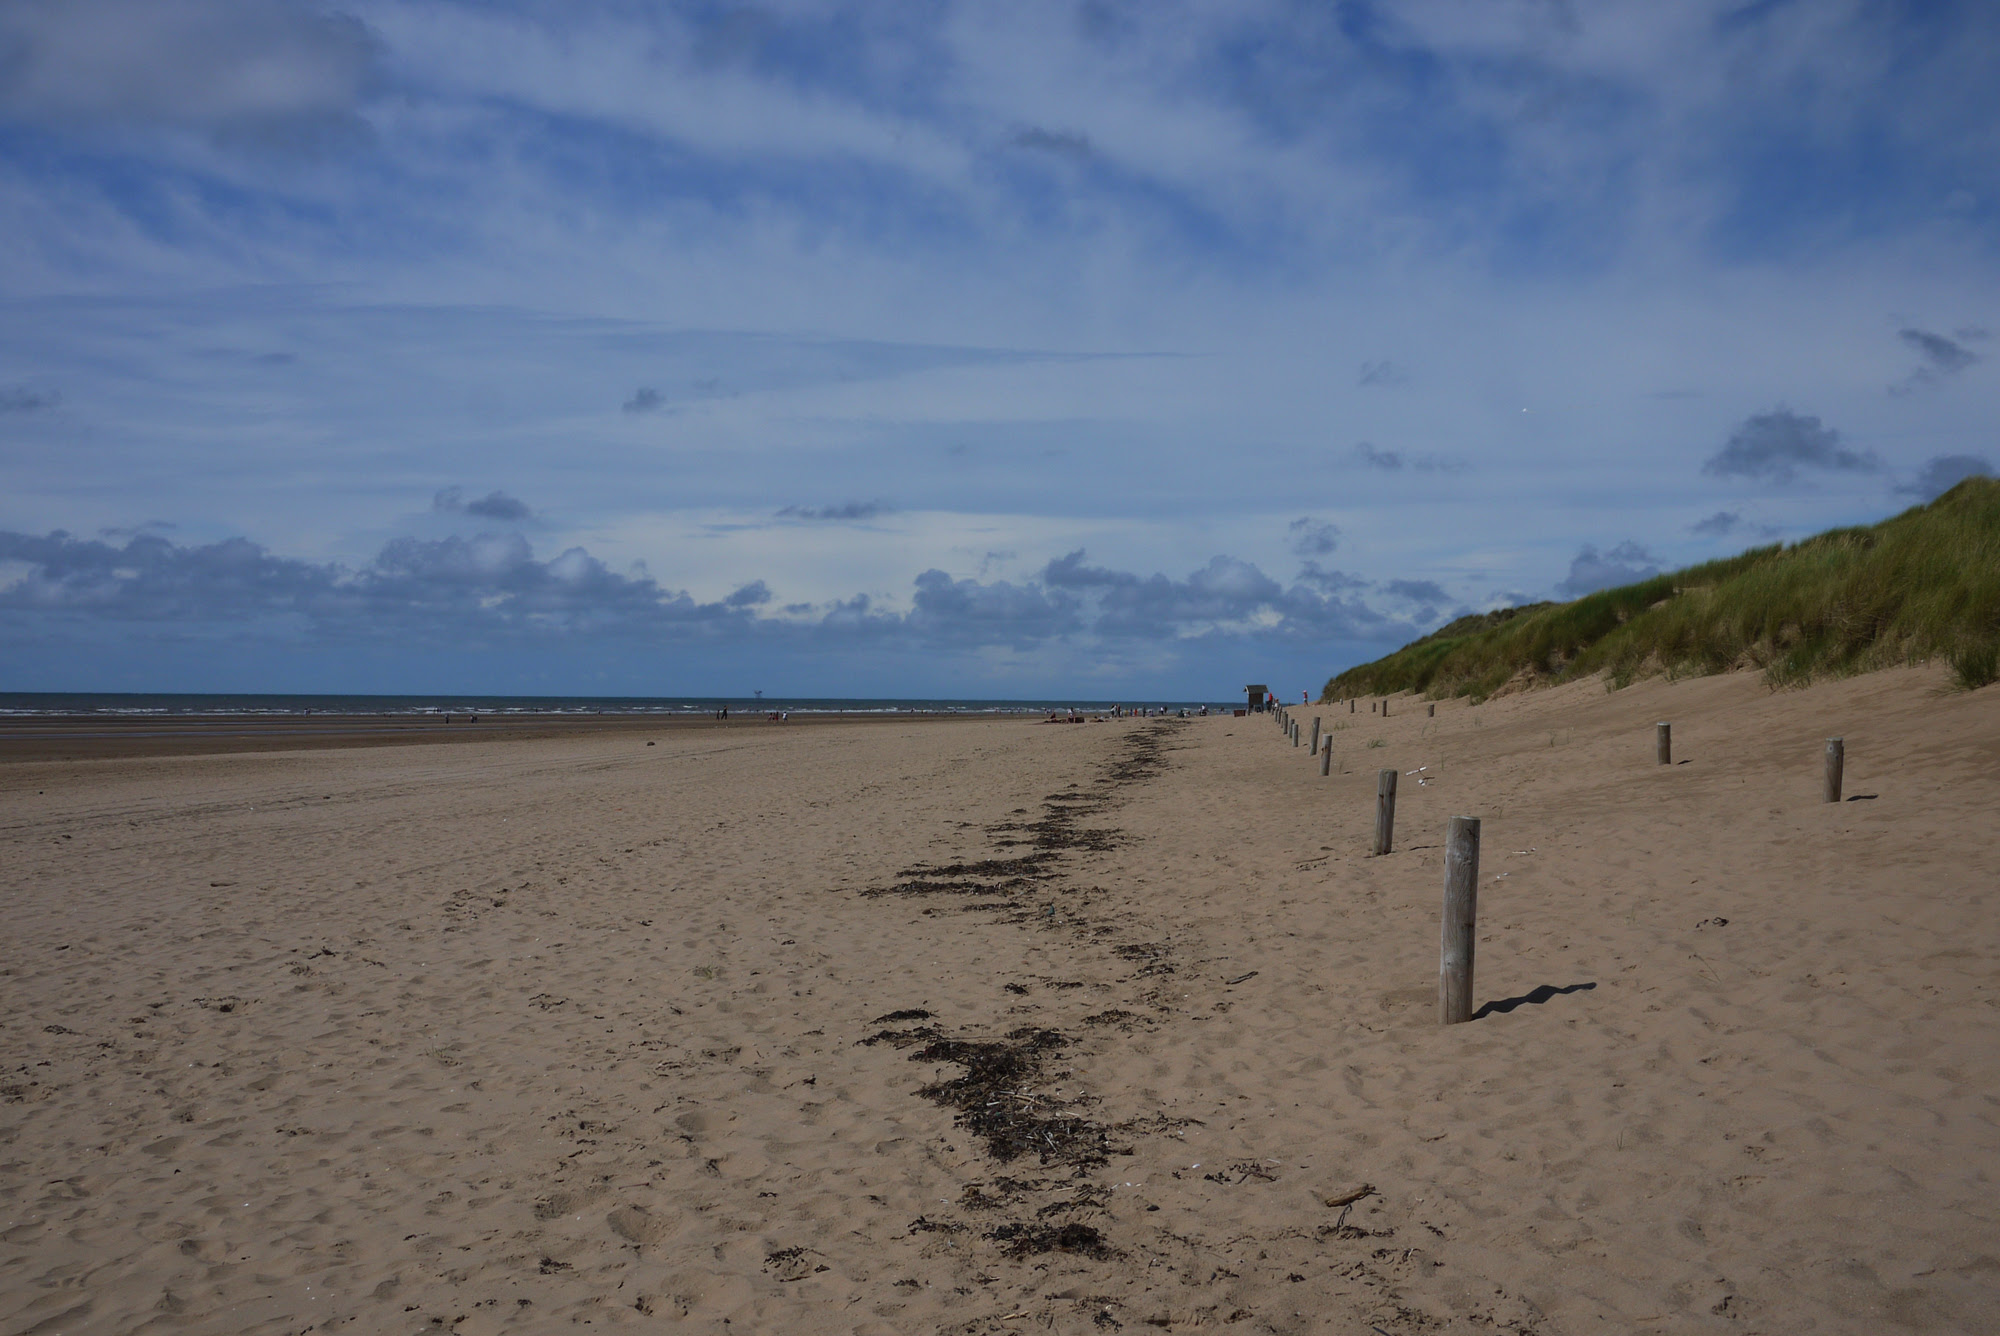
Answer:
xmin=0 ymin=693 xmax=1240 ymax=718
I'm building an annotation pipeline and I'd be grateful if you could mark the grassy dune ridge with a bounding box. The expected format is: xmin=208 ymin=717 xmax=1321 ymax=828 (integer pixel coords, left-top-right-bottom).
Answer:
xmin=1324 ymin=475 xmax=2000 ymax=703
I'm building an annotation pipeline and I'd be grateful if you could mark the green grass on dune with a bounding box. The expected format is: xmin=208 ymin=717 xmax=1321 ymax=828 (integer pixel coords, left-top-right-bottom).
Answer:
xmin=1324 ymin=476 xmax=2000 ymax=703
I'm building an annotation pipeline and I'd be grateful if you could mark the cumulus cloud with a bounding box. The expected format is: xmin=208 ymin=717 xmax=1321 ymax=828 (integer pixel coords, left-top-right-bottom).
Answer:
xmin=622 ymin=386 xmax=664 ymax=414
xmin=0 ymin=0 xmax=378 ymax=144
xmin=776 ymin=501 xmax=890 ymax=521
xmin=1294 ymin=561 xmax=1366 ymax=594
xmin=1381 ymin=578 xmax=1452 ymax=623
xmin=908 ymin=569 xmax=1079 ymax=646
xmin=1557 ymin=542 xmax=1661 ymax=597
xmin=433 ymin=488 xmax=532 ymax=521
xmin=1895 ymin=453 xmax=1993 ymax=501
xmin=1383 ymin=579 xmax=1449 ymax=605
xmin=0 ymin=385 xmax=60 ymax=412
xmin=1041 ymin=549 xmax=1400 ymax=643
xmin=0 ymin=528 xmax=750 ymax=636
xmin=0 ymin=522 xmax=1427 ymax=675
xmin=1890 ymin=327 xmax=1981 ymax=396
xmin=1702 ymin=409 xmax=1877 ymax=483
xmin=1689 ymin=510 xmax=1743 ymax=536
xmin=1287 ymin=516 xmax=1340 ymax=556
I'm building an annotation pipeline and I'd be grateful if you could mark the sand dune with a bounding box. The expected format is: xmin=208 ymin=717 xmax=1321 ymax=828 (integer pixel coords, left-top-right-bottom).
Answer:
xmin=3 ymin=666 xmax=1996 ymax=1333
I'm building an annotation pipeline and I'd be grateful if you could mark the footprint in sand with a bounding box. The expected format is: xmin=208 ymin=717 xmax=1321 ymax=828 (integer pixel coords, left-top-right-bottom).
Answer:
xmin=607 ymin=1203 xmax=679 ymax=1245
xmin=530 ymin=1184 xmax=605 ymax=1220
xmin=1377 ymin=986 xmax=1432 ymax=1013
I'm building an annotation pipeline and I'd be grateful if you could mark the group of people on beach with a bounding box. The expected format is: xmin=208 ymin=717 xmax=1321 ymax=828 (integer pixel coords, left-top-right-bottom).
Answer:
xmin=1043 ymin=704 xmax=1211 ymax=723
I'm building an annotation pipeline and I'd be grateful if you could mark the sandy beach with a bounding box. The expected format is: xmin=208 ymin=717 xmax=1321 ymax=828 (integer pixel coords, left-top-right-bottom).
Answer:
xmin=3 ymin=667 xmax=1997 ymax=1334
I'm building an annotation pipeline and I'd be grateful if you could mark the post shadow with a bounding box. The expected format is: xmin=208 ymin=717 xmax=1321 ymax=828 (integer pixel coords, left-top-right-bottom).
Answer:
xmin=1471 ymin=981 xmax=1596 ymax=1020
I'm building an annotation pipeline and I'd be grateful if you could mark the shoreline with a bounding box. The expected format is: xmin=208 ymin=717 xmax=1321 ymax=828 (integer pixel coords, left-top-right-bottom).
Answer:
xmin=0 ymin=707 xmax=1061 ymax=763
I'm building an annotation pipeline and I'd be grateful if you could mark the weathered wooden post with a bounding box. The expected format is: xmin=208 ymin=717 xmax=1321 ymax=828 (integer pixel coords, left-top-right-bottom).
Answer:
xmin=1383 ymin=698 xmax=1390 ymax=718
xmin=1309 ymin=717 xmax=1321 ymax=754
xmin=1656 ymin=722 xmax=1671 ymax=765
xmin=1428 ymin=703 xmax=1435 ymax=718
xmin=1350 ymin=700 xmax=1356 ymax=713
xmin=1825 ymin=737 xmax=1844 ymax=803
xmin=1292 ymin=721 xmax=1300 ymax=747
xmin=1321 ymin=740 xmax=1332 ymax=776
xmin=1373 ymin=769 xmax=1398 ymax=855
xmin=1439 ymin=816 xmax=1481 ymax=1025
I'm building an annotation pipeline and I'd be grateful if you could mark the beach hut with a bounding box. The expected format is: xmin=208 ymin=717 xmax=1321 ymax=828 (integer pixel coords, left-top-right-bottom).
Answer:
xmin=1244 ymin=684 xmax=1270 ymax=713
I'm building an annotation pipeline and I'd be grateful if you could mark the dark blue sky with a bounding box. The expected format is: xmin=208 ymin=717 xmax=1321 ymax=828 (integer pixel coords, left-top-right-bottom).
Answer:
xmin=1 ymin=0 xmax=1994 ymax=697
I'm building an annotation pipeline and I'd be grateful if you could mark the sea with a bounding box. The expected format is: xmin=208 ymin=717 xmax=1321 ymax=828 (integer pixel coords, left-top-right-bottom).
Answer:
xmin=0 ymin=693 xmax=1242 ymax=718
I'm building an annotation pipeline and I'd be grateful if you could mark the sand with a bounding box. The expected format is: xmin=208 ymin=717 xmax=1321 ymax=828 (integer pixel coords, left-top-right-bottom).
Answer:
xmin=2 ymin=667 xmax=1996 ymax=1335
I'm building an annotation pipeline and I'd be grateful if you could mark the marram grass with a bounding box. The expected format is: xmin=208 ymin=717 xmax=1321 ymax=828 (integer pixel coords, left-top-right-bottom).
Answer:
xmin=1324 ymin=476 xmax=2000 ymax=703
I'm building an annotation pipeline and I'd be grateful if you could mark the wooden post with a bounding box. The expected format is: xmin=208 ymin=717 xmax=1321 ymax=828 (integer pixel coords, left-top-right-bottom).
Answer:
xmin=1292 ymin=721 xmax=1300 ymax=747
xmin=1825 ymin=737 xmax=1843 ymax=803
xmin=1383 ymin=698 xmax=1389 ymax=718
xmin=1309 ymin=717 xmax=1321 ymax=754
xmin=1350 ymin=700 xmax=1356 ymax=713
xmin=1428 ymin=703 xmax=1435 ymax=718
xmin=1656 ymin=721 xmax=1671 ymax=765
xmin=1321 ymin=739 xmax=1332 ymax=776
xmin=1439 ymin=816 xmax=1480 ymax=1025
xmin=1373 ymin=769 xmax=1398 ymax=855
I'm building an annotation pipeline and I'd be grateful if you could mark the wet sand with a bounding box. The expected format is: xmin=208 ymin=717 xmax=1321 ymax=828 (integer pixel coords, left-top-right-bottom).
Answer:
xmin=2 ymin=666 xmax=1996 ymax=1333
xmin=0 ymin=711 xmax=997 ymax=764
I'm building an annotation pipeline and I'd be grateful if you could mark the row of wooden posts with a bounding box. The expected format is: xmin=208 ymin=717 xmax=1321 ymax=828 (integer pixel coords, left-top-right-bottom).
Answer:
xmin=1655 ymin=720 xmax=1848 ymax=800
xmin=1271 ymin=699 xmax=1476 ymax=1023
xmin=1271 ymin=700 xmax=1854 ymax=1025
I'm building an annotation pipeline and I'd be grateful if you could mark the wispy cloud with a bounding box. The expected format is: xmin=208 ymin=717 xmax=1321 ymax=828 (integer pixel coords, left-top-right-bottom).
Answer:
xmin=0 ymin=0 xmax=378 ymax=147
xmin=4 ymin=2 xmax=1999 ymax=694
xmin=776 ymin=501 xmax=891 ymax=522
xmin=0 ymin=385 xmax=60 ymax=413
xmin=1688 ymin=510 xmax=1781 ymax=541
xmin=1890 ymin=327 xmax=1981 ymax=395
xmin=1353 ymin=442 xmax=1462 ymax=473
xmin=1702 ymin=410 xmax=1877 ymax=484
xmin=1010 ymin=126 xmax=1092 ymax=160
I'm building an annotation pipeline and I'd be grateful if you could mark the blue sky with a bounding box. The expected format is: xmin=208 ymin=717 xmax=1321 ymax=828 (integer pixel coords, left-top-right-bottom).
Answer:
xmin=1 ymin=0 xmax=1995 ymax=699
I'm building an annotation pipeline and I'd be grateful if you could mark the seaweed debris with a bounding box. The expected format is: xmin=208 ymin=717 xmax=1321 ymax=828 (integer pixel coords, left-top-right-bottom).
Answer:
xmin=867 ymin=1023 xmax=1115 ymax=1167
xmin=988 ymin=1221 xmax=1115 ymax=1259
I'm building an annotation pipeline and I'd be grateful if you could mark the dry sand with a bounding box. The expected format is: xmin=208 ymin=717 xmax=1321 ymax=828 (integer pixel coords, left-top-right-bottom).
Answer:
xmin=3 ymin=667 xmax=1997 ymax=1335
